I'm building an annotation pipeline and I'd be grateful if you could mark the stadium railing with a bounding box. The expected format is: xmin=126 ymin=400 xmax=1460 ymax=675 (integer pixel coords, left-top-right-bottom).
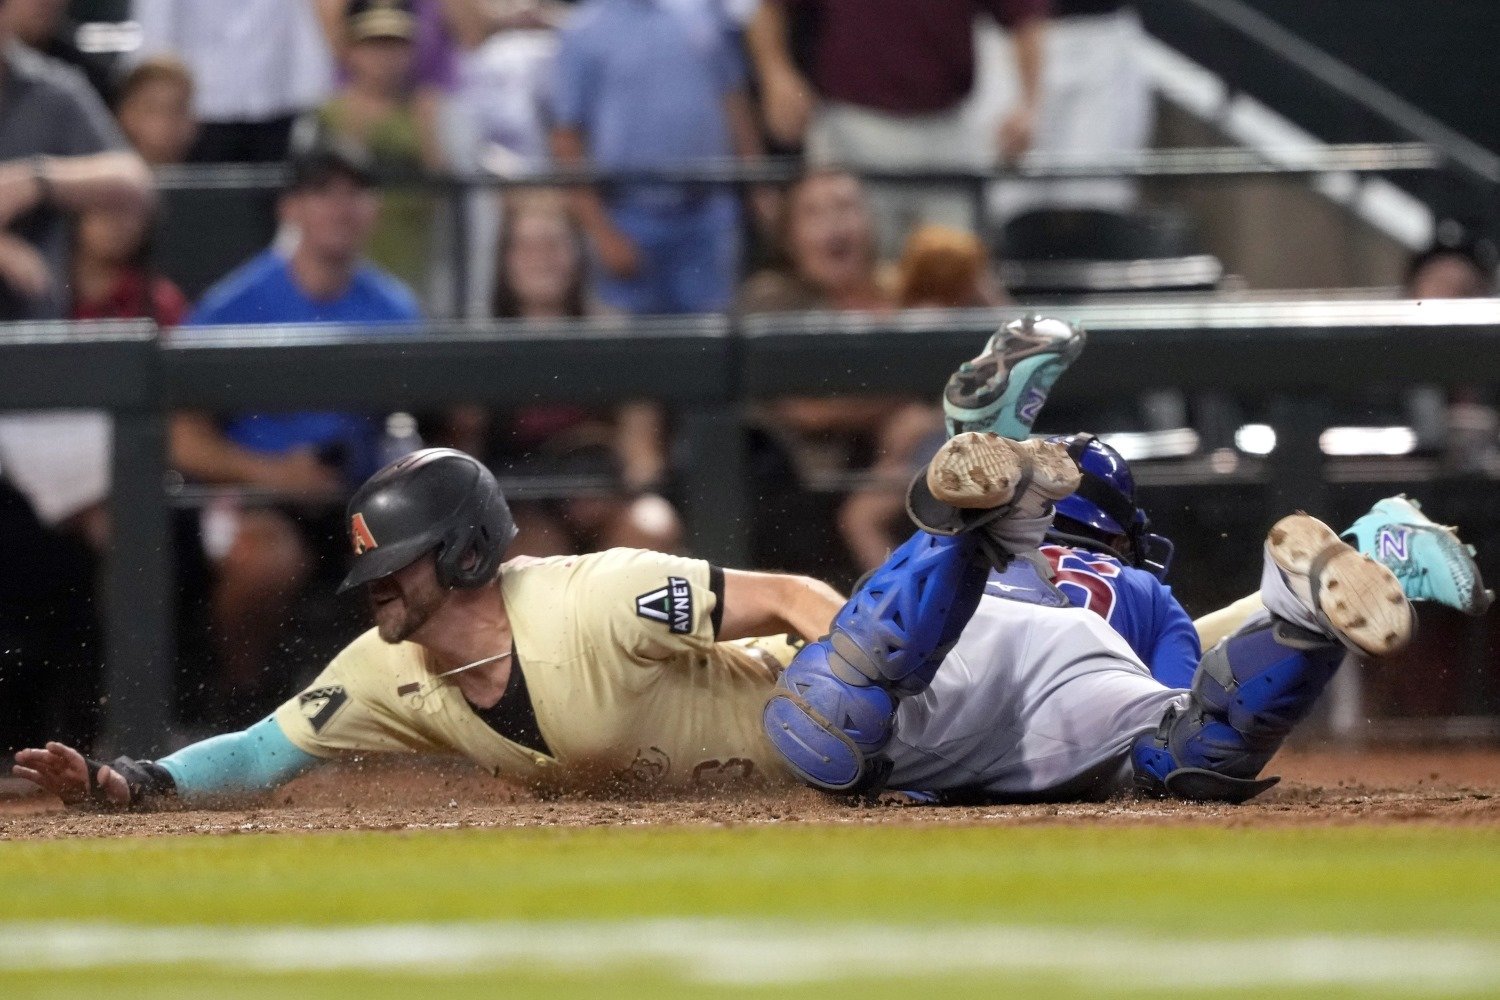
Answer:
xmin=2 ymin=298 xmax=1498 ymax=753
xmin=1140 ymin=0 xmax=1500 ymax=228
xmin=151 ymin=143 xmax=1447 ymax=310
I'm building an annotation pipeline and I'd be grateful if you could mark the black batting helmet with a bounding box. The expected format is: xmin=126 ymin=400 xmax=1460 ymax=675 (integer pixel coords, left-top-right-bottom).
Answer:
xmin=337 ymin=448 xmax=517 ymax=594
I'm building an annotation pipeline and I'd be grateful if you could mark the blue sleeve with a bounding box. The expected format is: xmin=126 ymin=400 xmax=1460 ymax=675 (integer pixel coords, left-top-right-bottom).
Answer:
xmin=550 ymin=24 xmax=597 ymax=130
xmin=387 ymin=280 xmax=423 ymax=322
xmin=157 ymin=715 xmax=323 ymax=798
xmin=1145 ymin=583 xmax=1202 ymax=690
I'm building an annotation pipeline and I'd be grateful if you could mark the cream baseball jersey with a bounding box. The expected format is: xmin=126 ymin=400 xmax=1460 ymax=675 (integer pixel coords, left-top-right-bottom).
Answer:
xmin=273 ymin=549 xmax=802 ymax=793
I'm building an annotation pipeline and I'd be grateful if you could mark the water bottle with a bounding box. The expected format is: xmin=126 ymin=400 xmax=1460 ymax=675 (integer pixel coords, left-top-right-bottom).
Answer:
xmin=378 ymin=412 xmax=424 ymax=467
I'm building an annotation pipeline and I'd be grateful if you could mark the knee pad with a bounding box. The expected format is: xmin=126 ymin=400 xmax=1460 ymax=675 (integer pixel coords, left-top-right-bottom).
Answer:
xmin=829 ymin=530 xmax=990 ymax=696
xmin=1133 ymin=616 xmax=1344 ymax=803
xmin=763 ymin=645 xmax=896 ymax=793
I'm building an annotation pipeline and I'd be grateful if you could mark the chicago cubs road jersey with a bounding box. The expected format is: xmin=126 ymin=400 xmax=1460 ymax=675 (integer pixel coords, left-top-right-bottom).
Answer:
xmin=984 ymin=542 xmax=1206 ymax=692
xmin=274 ymin=548 xmax=800 ymax=793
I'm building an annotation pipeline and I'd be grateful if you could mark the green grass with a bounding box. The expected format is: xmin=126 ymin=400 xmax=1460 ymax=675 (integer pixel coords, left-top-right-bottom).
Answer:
xmin=2 ymin=823 xmax=1498 ymax=998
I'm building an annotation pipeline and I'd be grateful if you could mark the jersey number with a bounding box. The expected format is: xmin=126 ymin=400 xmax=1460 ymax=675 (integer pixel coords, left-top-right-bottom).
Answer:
xmin=1041 ymin=545 xmax=1121 ymax=620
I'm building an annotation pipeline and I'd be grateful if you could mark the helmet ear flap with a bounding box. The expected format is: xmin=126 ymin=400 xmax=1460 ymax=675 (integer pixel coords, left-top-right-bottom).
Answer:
xmin=435 ymin=524 xmax=503 ymax=590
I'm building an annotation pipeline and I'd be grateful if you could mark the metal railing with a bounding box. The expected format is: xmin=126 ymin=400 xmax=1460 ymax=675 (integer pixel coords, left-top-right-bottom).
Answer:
xmin=151 ymin=143 xmax=1446 ymax=192
xmin=1141 ymin=0 xmax=1500 ymax=226
xmin=1 ymin=299 xmax=1498 ymax=753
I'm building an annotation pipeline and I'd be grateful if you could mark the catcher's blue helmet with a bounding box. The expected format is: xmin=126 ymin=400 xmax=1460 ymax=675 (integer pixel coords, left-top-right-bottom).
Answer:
xmin=1047 ymin=434 xmax=1174 ymax=578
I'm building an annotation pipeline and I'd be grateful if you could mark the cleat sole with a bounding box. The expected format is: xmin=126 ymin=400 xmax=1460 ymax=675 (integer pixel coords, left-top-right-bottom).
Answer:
xmin=927 ymin=433 xmax=1080 ymax=510
xmin=1270 ymin=513 xmax=1413 ymax=657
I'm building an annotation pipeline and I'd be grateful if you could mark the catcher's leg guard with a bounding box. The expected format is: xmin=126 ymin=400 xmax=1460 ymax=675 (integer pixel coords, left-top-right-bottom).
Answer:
xmin=1132 ymin=616 xmax=1345 ymax=803
xmin=764 ymin=529 xmax=991 ymax=793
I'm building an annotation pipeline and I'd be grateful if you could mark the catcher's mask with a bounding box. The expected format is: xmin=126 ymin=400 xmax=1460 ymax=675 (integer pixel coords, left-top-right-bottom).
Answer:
xmin=1046 ymin=433 xmax=1174 ymax=579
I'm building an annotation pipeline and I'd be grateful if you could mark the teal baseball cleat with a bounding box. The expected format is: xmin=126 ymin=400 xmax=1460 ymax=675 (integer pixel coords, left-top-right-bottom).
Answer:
xmin=943 ymin=315 xmax=1087 ymax=440
xmin=1342 ymin=496 xmax=1493 ymax=617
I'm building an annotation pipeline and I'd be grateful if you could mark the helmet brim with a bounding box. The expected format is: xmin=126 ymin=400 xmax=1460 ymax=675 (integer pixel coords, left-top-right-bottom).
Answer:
xmin=336 ymin=537 xmax=438 ymax=594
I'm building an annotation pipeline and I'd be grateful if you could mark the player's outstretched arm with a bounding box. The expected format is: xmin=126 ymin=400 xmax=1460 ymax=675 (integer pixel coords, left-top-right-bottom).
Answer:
xmin=12 ymin=716 xmax=324 ymax=810
xmin=718 ymin=569 xmax=845 ymax=645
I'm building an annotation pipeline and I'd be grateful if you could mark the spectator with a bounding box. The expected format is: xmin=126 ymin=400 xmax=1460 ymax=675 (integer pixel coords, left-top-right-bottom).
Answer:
xmin=441 ymin=193 xmax=683 ymax=557
xmin=1406 ymin=233 xmax=1497 ymax=300
xmin=114 ymin=56 xmax=199 ymax=167
xmin=442 ymin=0 xmax=562 ymax=316
xmin=739 ymin=167 xmax=889 ymax=313
xmin=71 ymin=200 xmax=187 ymax=328
xmin=895 ymin=223 xmax=999 ymax=309
xmin=314 ymin=0 xmax=444 ymax=295
xmin=551 ymin=0 xmax=764 ymax=315
xmin=0 ymin=19 xmax=151 ymax=755
xmin=0 ymin=26 xmax=153 ymax=321
xmin=748 ymin=0 xmax=1049 ymax=253
xmin=318 ymin=0 xmax=463 ymax=101
xmin=175 ymin=138 xmax=421 ymax=722
xmin=741 ymin=168 xmax=943 ymax=575
xmin=1 ymin=0 xmax=115 ymax=101
xmin=131 ymin=0 xmax=335 ymax=163
xmin=839 ymin=225 xmax=996 ymax=572
xmin=978 ymin=0 xmax=1153 ymax=220
xmin=448 ymin=1 xmax=558 ymax=174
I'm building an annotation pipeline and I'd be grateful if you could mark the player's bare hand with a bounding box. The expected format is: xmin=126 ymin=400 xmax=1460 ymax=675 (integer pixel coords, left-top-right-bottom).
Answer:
xmin=593 ymin=222 xmax=641 ymax=279
xmin=762 ymin=65 xmax=815 ymax=147
xmin=13 ymin=742 xmax=129 ymax=807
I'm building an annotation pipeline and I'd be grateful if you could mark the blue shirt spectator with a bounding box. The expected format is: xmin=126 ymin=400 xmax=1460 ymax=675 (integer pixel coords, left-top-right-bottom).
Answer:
xmin=185 ymin=248 xmax=420 ymax=483
xmin=551 ymin=0 xmax=762 ymax=314
xmin=553 ymin=0 xmax=742 ymax=182
xmin=167 ymin=137 xmax=423 ymax=727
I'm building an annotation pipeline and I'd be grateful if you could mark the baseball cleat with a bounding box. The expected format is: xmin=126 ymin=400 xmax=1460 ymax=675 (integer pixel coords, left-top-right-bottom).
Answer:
xmin=943 ymin=315 xmax=1087 ymax=439
xmin=926 ymin=432 xmax=1081 ymax=514
xmin=1341 ymin=495 xmax=1493 ymax=617
xmin=1267 ymin=513 xmax=1415 ymax=658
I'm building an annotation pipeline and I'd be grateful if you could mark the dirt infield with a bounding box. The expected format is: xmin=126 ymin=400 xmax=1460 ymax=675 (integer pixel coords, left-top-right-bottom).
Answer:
xmin=1 ymin=747 xmax=1497 ymax=840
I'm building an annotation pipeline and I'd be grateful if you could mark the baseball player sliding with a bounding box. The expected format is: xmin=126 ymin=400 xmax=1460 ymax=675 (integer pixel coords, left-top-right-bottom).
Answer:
xmin=15 ymin=319 xmax=1489 ymax=808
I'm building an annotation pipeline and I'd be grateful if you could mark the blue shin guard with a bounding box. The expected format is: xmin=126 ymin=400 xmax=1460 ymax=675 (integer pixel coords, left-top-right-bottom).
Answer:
xmin=1133 ymin=616 xmax=1345 ymax=803
xmin=764 ymin=531 xmax=991 ymax=793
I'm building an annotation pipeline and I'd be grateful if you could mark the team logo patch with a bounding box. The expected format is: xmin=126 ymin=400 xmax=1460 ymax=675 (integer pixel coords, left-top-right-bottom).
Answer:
xmin=350 ymin=512 xmax=378 ymax=555
xmin=298 ymin=685 xmax=349 ymax=734
xmin=636 ymin=576 xmax=694 ymax=634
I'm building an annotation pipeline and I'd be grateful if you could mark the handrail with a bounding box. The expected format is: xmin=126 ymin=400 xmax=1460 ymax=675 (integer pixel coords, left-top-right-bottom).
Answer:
xmin=1144 ymin=0 xmax=1500 ymax=187
xmin=148 ymin=143 xmax=1444 ymax=194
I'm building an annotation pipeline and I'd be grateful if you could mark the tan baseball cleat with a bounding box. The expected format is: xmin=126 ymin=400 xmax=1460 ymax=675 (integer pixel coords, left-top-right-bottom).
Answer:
xmin=1267 ymin=512 xmax=1415 ymax=658
xmin=926 ymin=432 xmax=1081 ymax=516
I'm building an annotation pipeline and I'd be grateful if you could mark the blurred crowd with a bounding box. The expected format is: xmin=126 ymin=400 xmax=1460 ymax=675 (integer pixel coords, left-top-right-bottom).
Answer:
xmin=0 ymin=0 xmax=1496 ymax=751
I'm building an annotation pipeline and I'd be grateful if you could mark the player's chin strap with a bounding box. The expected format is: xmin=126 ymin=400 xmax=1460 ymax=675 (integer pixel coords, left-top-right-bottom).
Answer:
xmin=82 ymin=756 xmax=178 ymax=811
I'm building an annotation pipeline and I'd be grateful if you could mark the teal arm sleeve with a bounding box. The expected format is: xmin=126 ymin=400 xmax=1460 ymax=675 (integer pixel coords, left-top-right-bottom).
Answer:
xmin=156 ymin=715 xmax=323 ymax=798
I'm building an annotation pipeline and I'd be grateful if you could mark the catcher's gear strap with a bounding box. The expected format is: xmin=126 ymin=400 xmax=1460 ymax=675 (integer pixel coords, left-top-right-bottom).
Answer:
xmin=1133 ymin=614 xmax=1343 ymax=803
xmin=84 ymin=756 xmax=177 ymax=810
